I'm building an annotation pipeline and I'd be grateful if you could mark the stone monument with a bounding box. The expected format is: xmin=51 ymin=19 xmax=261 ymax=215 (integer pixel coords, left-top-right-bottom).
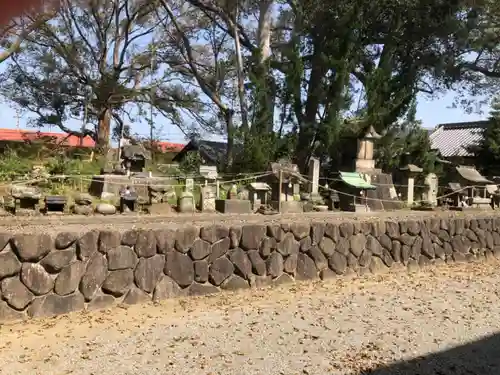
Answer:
xmin=399 ymin=164 xmax=423 ymax=206
xmin=355 ymin=125 xmax=381 ymax=173
xmin=423 ymin=173 xmax=438 ymax=207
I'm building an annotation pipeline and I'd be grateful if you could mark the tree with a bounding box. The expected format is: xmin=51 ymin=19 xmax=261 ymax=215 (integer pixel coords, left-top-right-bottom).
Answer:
xmin=474 ymin=96 xmax=500 ymax=176
xmin=0 ymin=0 xmax=201 ymax=153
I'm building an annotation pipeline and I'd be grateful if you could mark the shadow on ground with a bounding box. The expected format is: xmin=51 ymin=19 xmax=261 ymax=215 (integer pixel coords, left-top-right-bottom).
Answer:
xmin=362 ymin=333 xmax=500 ymax=375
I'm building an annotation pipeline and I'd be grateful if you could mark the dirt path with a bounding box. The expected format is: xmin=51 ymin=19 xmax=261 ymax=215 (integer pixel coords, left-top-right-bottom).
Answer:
xmin=1 ymin=261 xmax=500 ymax=375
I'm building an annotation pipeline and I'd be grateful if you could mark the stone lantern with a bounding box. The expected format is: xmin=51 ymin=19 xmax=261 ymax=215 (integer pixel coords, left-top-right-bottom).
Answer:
xmin=355 ymin=125 xmax=381 ymax=173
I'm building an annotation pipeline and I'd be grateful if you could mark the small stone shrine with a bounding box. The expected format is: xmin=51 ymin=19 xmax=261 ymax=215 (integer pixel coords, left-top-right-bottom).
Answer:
xmin=72 ymin=193 xmax=93 ymax=215
xmin=247 ymin=182 xmax=271 ymax=211
xmin=398 ymin=164 xmax=423 ymax=206
xmin=215 ymin=183 xmax=252 ymax=214
xmin=9 ymin=186 xmax=42 ymax=214
xmin=89 ymin=143 xmax=173 ymax=201
xmin=264 ymin=160 xmax=306 ymax=213
xmin=355 ymin=125 xmax=381 ymax=173
xmin=44 ymin=195 xmax=67 ymax=214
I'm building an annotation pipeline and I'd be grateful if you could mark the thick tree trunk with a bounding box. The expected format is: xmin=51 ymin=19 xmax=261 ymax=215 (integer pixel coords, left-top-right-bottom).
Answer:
xmin=96 ymin=108 xmax=111 ymax=153
xmin=224 ymin=109 xmax=235 ymax=170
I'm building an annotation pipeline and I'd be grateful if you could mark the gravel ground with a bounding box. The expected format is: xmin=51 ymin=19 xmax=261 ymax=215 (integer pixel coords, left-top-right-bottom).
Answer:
xmin=2 ymin=261 xmax=500 ymax=375
xmin=0 ymin=209 xmax=499 ymax=234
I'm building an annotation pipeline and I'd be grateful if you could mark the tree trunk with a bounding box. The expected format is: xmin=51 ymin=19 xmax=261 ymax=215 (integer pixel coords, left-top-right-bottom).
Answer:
xmin=96 ymin=108 xmax=111 ymax=153
xmin=224 ymin=109 xmax=235 ymax=170
xmin=232 ymin=4 xmax=249 ymax=130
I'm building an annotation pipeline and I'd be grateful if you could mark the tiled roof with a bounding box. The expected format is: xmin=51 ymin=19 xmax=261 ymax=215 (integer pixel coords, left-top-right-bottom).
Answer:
xmin=0 ymin=128 xmax=95 ymax=147
xmin=154 ymin=141 xmax=185 ymax=153
xmin=429 ymin=121 xmax=489 ymax=157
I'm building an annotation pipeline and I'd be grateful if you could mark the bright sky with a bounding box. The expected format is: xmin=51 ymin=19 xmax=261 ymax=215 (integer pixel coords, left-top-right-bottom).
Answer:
xmin=0 ymin=85 xmax=489 ymax=145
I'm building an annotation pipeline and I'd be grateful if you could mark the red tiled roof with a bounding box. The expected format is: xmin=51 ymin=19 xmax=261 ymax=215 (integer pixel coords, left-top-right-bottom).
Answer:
xmin=153 ymin=141 xmax=185 ymax=153
xmin=0 ymin=128 xmax=95 ymax=148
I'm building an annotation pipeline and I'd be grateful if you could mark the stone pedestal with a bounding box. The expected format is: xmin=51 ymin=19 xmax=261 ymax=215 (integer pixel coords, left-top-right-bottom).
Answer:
xmin=215 ymin=199 xmax=251 ymax=214
xmin=200 ymin=186 xmax=216 ymax=212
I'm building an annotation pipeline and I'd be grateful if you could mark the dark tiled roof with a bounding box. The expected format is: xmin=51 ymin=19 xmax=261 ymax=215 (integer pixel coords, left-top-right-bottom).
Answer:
xmin=429 ymin=121 xmax=489 ymax=157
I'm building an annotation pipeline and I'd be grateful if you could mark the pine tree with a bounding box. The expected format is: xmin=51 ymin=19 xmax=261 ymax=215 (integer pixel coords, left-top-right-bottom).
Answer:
xmin=475 ymin=97 xmax=500 ymax=175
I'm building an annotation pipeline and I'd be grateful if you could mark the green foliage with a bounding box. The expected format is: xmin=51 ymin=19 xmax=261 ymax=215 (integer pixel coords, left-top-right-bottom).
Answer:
xmin=474 ymin=96 xmax=500 ymax=175
xmin=0 ymin=150 xmax=34 ymax=181
xmin=179 ymin=152 xmax=201 ymax=174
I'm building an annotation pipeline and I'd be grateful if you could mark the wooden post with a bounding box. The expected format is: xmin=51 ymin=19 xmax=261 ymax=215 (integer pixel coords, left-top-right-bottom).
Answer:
xmin=278 ymin=169 xmax=283 ymax=213
xmin=216 ymin=179 xmax=220 ymax=199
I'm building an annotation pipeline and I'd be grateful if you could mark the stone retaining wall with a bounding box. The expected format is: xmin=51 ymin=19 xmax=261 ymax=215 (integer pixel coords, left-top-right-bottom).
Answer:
xmin=1 ymin=216 xmax=499 ymax=321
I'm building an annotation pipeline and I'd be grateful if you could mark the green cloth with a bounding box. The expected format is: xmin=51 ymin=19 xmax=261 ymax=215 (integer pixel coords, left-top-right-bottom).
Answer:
xmin=339 ymin=172 xmax=376 ymax=189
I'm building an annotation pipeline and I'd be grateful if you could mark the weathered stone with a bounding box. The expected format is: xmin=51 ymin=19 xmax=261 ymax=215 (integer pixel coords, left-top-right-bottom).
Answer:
xmin=434 ymin=258 xmax=446 ymax=267
xmin=407 ymin=220 xmax=421 ymax=236
xmin=319 ymin=237 xmax=335 ymax=256
xmin=165 ymin=251 xmax=193 ymax=288
xmin=296 ymin=253 xmax=317 ymax=280
xmin=366 ymin=235 xmax=382 ymax=256
xmin=347 ymin=252 xmax=358 ymax=268
xmin=308 ymin=246 xmax=328 ymax=270
xmin=187 ymin=282 xmax=220 ymax=296
xmin=277 ymin=232 xmax=299 ymax=256
xmin=1 ymin=277 xmax=34 ymax=310
xmin=135 ymin=230 xmax=157 ymax=258
xmin=54 ymin=232 xmax=77 ymax=250
xmin=350 ymin=234 xmax=366 ymax=257
xmin=272 ymin=273 xmax=295 ymax=286
xmin=107 ymin=245 xmax=137 ymax=270
xmin=267 ymin=252 xmax=284 ymax=278
xmin=80 ymin=252 xmax=108 ymax=301
xmin=433 ymin=243 xmax=446 ymax=260
xmin=379 ymin=234 xmax=392 ymax=250
xmin=221 ymin=275 xmax=249 ymax=290
xmin=259 ymin=237 xmax=276 ymax=258
xmin=438 ymin=230 xmax=450 ymax=242
xmin=464 ymin=229 xmax=478 ymax=242
xmin=386 ymin=221 xmax=400 ymax=239
xmin=452 ymin=252 xmax=467 ymax=263
xmin=319 ymin=268 xmax=337 ymax=280
xmin=229 ymin=248 xmax=252 ymax=279
xmin=190 ymin=239 xmax=211 ymax=260
xmin=0 ymin=233 xmax=11 ymax=251
xmin=267 ymin=225 xmax=284 ymax=242
xmin=134 ymin=254 xmax=165 ymax=293
xmin=41 ymin=249 xmax=75 ymax=273
xmin=486 ymin=231 xmax=495 ymax=249
xmin=358 ymin=249 xmax=372 ymax=267
xmin=98 ymin=231 xmax=121 ymax=254
xmin=0 ymin=251 xmax=21 ymax=279
xmin=175 ymin=226 xmax=199 ymax=253
xmin=418 ymin=255 xmax=432 ymax=269
xmin=281 ymin=223 xmax=290 ymax=232
xmin=410 ymin=236 xmax=423 ymax=259
xmin=339 ymin=223 xmax=354 ymax=238
xmin=12 ymin=234 xmax=51 ymax=262
xmin=369 ymin=256 xmax=389 ymax=274
xmin=371 ymin=221 xmax=386 ymax=237
xmin=360 ymin=222 xmax=371 ymax=235
xmin=123 ymin=287 xmax=150 ymax=305
xmin=391 ymin=241 xmax=402 ymax=263
xmin=153 ymin=275 xmax=184 ymax=300
xmin=290 ymin=223 xmax=310 ymax=240
xmin=87 ymin=294 xmax=115 ymax=311
xmin=209 ymin=256 xmax=234 ymax=286
xmin=299 ymin=236 xmax=312 ymax=252
xmin=28 ymin=293 xmax=84 ymax=318
xmin=335 ymin=238 xmax=349 ymax=256
xmin=210 ymin=237 xmax=230 ymax=263
xmin=240 ymin=225 xmax=266 ymax=250
xmin=247 ymin=250 xmax=266 ymax=276
xmin=379 ymin=249 xmax=394 ymax=267
xmin=451 ymin=236 xmax=466 ymax=253
xmin=443 ymin=242 xmax=453 ymax=256
xmin=407 ymin=259 xmax=419 ymax=273
xmin=284 ymin=253 xmax=298 ymax=274
xmin=229 ymin=226 xmax=242 ymax=248
xmin=95 ymin=203 xmax=116 ymax=215
xmin=154 ymin=229 xmax=176 ymax=254
xmin=311 ymin=222 xmax=326 ymax=244
xmin=0 ymin=300 xmax=25 ymax=321
xmin=328 ymin=252 xmax=347 ymax=274
xmin=325 ymin=223 xmax=340 ymax=241
xmin=455 ymin=218 xmax=465 ymax=235
xmin=193 ymin=260 xmax=209 ymax=283
xmin=54 ymin=261 xmax=85 ymax=296
xmin=77 ymin=230 xmax=99 ymax=260
xmin=121 ymin=230 xmax=138 ymax=246
xmin=20 ymin=263 xmax=53 ymax=296
xmin=492 ymin=231 xmax=500 ymax=246
xmin=421 ymin=236 xmax=435 ymax=259
xmin=102 ymin=269 xmax=133 ymax=297
xmin=399 ymin=233 xmax=415 ymax=246
xmin=428 ymin=218 xmax=440 ymax=233
xmin=401 ymin=245 xmax=411 ymax=264
xmin=200 ymin=225 xmax=229 ymax=244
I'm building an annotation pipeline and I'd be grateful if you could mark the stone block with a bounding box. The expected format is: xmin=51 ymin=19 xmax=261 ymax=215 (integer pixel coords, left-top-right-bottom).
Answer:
xmin=215 ymin=199 xmax=251 ymax=214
